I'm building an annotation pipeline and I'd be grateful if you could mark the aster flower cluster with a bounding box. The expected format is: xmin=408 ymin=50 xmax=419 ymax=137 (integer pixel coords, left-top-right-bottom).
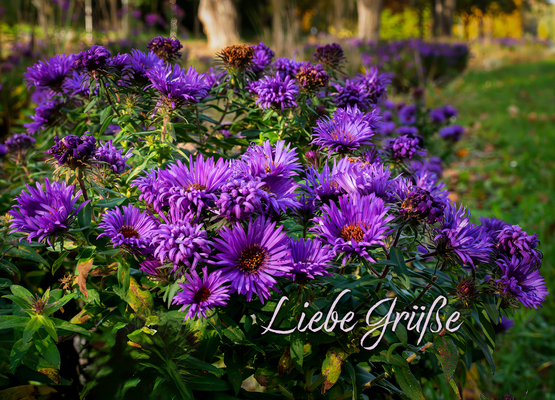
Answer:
xmin=296 ymin=62 xmax=329 ymax=93
xmin=74 ymin=45 xmax=112 ymax=73
xmin=146 ymin=36 xmax=183 ymax=62
xmin=250 ymin=42 xmax=275 ymax=75
xmin=94 ymin=140 xmax=133 ymax=174
xmin=252 ymin=74 xmax=299 ymax=111
xmin=46 ymin=134 xmax=97 ymax=170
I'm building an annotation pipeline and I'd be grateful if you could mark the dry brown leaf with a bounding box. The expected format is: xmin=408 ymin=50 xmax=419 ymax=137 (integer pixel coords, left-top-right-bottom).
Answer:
xmin=77 ymin=259 xmax=94 ymax=300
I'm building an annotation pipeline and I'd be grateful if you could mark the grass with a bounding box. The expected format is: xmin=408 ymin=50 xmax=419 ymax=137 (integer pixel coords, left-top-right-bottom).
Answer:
xmin=432 ymin=59 xmax=555 ymax=398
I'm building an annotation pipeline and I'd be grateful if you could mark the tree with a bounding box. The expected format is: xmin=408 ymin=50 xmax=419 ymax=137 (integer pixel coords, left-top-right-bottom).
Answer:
xmin=357 ymin=0 xmax=384 ymax=41
xmin=442 ymin=0 xmax=456 ymax=36
xmin=272 ymin=0 xmax=301 ymax=56
xmin=198 ymin=0 xmax=240 ymax=50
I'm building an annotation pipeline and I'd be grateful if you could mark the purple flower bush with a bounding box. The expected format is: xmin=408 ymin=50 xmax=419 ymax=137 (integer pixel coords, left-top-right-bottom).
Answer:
xmin=1 ymin=39 xmax=546 ymax=400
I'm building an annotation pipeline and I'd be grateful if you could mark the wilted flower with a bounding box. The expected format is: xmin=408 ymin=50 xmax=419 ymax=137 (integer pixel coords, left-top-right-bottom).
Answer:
xmin=217 ymin=44 xmax=254 ymax=72
xmin=314 ymin=43 xmax=346 ymax=70
xmin=312 ymin=193 xmax=393 ymax=265
xmin=253 ymin=74 xmax=299 ymax=111
xmin=147 ymin=35 xmax=183 ymax=62
xmin=453 ymin=277 xmax=478 ymax=305
xmin=213 ymin=216 xmax=291 ymax=303
xmin=9 ymin=178 xmax=87 ymax=245
xmin=296 ymin=62 xmax=329 ymax=93
xmin=400 ymin=187 xmax=445 ymax=224
xmin=46 ymin=134 xmax=97 ymax=169
xmin=97 ymin=204 xmax=158 ymax=253
xmin=173 ymin=267 xmax=230 ymax=319
xmin=285 ymin=238 xmax=333 ymax=284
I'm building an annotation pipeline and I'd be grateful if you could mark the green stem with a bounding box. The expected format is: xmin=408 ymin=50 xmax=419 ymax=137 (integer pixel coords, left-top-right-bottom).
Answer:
xmin=99 ymin=77 xmax=122 ymax=118
xmin=277 ymin=385 xmax=295 ymax=400
xmin=75 ymin=168 xmax=89 ymax=202
xmin=306 ymin=373 xmax=325 ymax=393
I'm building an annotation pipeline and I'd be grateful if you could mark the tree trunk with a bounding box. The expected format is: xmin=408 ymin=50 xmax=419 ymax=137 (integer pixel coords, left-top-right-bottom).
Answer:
xmin=198 ymin=0 xmax=239 ymax=50
xmin=334 ymin=0 xmax=345 ymax=33
xmin=272 ymin=0 xmax=300 ymax=57
xmin=432 ymin=0 xmax=443 ymax=37
xmin=357 ymin=0 xmax=383 ymax=41
xmin=109 ymin=0 xmax=118 ymax=32
xmin=442 ymin=0 xmax=455 ymax=36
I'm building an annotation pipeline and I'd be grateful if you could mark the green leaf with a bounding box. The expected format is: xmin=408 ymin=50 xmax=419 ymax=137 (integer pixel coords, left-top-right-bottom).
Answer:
xmin=0 ymin=259 xmax=20 ymax=280
xmin=10 ymin=285 xmax=33 ymax=301
xmin=84 ymin=97 xmax=98 ymax=112
xmin=394 ymin=321 xmax=408 ymax=347
xmin=463 ymin=323 xmax=495 ymax=374
xmin=391 ymin=248 xmax=410 ymax=289
xmin=77 ymin=202 xmax=92 ymax=243
xmin=22 ymin=317 xmax=43 ymax=344
xmin=392 ymin=365 xmax=425 ymax=400
xmin=290 ymin=331 xmax=305 ymax=371
xmin=10 ymin=339 xmax=33 ymax=373
xmin=38 ymin=315 xmax=58 ymax=342
xmin=0 ymin=316 xmax=30 ymax=330
xmin=433 ymin=335 xmax=461 ymax=399
xmin=344 ymin=360 xmax=358 ymax=399
xmin=43 ymin=293 xmax=75 ymax=316
xmin=96 ymin=197 xmax=126 ymax=208
xmin=35 ymin=336 xmax=60 ymax=369
xmin=51 ymin=318 xmax=90 ymax=335
xmin=183 ymin=356 xmax=223 ymax=376
xmin=99 ymin=105 xmax=113 ymax=124
xmin=51 ymin=251 xmax=70 ymax=275
xmin=225 ymin=350 xmax=243 ymax=396
xmin=188 ymin=374 xmax=232 ymax=391
xmin=321 ymin=348 xmax=348 ymax=393
xmin=4 ymin=245 xmax=49 ymax=266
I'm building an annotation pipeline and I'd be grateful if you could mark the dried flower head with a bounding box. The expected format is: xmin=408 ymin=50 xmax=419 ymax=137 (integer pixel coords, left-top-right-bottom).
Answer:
xmin=217 ymin=44 xmax=254 ymax=72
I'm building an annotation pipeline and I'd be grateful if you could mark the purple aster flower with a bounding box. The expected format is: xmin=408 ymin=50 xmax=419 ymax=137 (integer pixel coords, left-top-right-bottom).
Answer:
xmin=0 ymin=144 xmax=6 ymax=157
xmin=204 ymin=66 xmax=228 ymax=89
xmin=9 ymin=178 xmax=87 ymax=246
xmin=400 ymin=186 xmax=445 ymax=224
xmin=433 ymin=203 xmax=493 ymax=268
xmin=443 ymin=105 xmax=458 ymax=119
xmin=162 ymin=155 xmax=233 ymax=217
xmin=146 ymin=64 xmax=210 ymax=112
xmin=173 ymin=267 xmax=230 ymax=319
xmin=108 ymin=53 xmax=131 ymax=72
xmin=24 ymin=54 xmax=75 ymax=94
xmin=429 ymin=107 xmax=446 ymax=123
xmin=46 ymin=134 xmax=97 ymax=169
xmin=24 ymin=98 xmax=66 ymax=135
xmin=335 ymin=162 xmax=401 ymax=202
xmin=304 ymin=158 xmax=352 ymax=204
xmin=240 ymin=140 xmax=301 ymax=180
xmin=413 ymin=169 xmax=450 ymax=201
xmin=272 ymin=57 xmax=301 ymax=80
xmin=74 ymin=45 xmax=112 ymax=73
xmin=382 ymin=110 xmax=393 ymax=123
xmin=395 ymin=126 xmax=420 ymax=137
xmin=285 ymin=238 xmax=334 ymax=284
xmin=311 ymin=193 xmax=393 ymax=265
xmin=353 ymin=66 xmax=390 ymax=105
xmin=495 ymin=225 xmax=542 ymax=269
xmin=495 ymin=255 xmax=548 ymax=309
xmin=62 ymin=71 xmax=90 ymax=97
xmin=334 ymin=80 xmax=371 ymax=110
xmin=140 ymin=257 xmax=169 ymax=280
xmin=296 ymin=62 xmax=329 ymax=93
xmin=127 ymin=49 xmax=165 ymax=82
xmin=412 ymin=157 xmax=443 ymax=179
xmin=145 ymin=13 xmax=165 ymax=27
xmin=254 ymin=74 xmax=299 ymax=111
xmin=5 ymin=133 xmax=36 ymax=157
xmin=314 ymin=43 xmax=346 ymax=70
xmin=494 ymin=316 xmax=514 ymax=334
xmin=132 ymin=168 xmax=172 ymax=213
xmin=479 ymin=217 xmax=510 ymax=235
xmin=379 ymin=121 xmax=396 ymax=136
xmin=398 ymin=104 xmax=417 ymax=125
xmin=213 ymin=216 xmax=291 ymax=303
xmin=152 ymin=221 xmax=211 ymax=273
xmin=94 ymin=140 xmax=133 ymax=173
xmin=259 ymin=176 xmax=300 ymax=214
xmin=439 ymin=124 xmax=465 ymax=142
xmin=215 ymin=178 xmax=266 ymax=221
xmin=97 ymin=205 xmax=158 ymax=253
xmin=312 ymin=105 xmax=376 ymax=154
xmin=147 ymin=35 xmax=183 ymax=62
xmin=250 ymin=42 xmax=275 ymax=74
xmin=386 ymin=134 xmax=426 ymax=161
xmin=383 ymin=100 xmax=395 ymax=109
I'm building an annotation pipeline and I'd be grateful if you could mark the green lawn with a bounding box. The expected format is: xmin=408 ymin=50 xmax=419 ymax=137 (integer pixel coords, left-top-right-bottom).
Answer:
xmin=436 ymin=59 xmax=555 ymax=398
